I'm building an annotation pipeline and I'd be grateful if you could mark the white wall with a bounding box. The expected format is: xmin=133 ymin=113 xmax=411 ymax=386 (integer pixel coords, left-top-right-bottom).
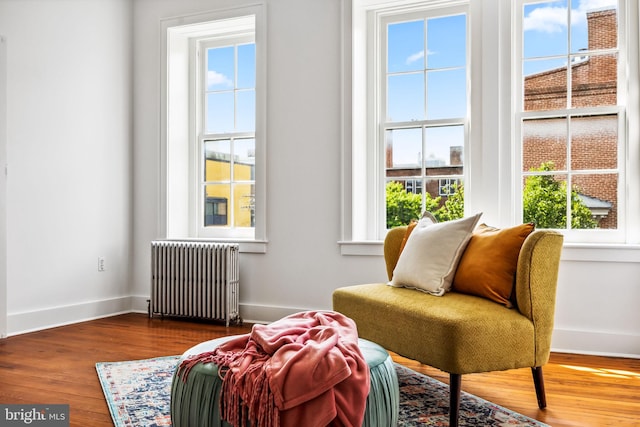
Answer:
xmin=131 ymin=0 xmax=639 ymax=358
xmin=0 ymin=0 xmax=637 ymax=358
xmin=0 ymin=0 xmax=133 ymax=334
xmin=0 ymin=34 xmax=7 ymax=338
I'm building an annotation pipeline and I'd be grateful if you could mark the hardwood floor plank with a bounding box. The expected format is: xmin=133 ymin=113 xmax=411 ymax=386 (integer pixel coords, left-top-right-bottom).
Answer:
xmin=0 ymin=313 xmax=638 ymax=427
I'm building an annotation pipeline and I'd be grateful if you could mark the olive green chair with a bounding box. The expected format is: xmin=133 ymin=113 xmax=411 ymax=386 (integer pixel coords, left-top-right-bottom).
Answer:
xmin=333 ymin=226 xmax=563 ymax=427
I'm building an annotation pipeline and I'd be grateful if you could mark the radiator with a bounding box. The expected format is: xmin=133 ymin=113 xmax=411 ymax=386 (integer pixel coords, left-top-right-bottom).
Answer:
xmin=149 ymin=240 xmax=240 ymax=326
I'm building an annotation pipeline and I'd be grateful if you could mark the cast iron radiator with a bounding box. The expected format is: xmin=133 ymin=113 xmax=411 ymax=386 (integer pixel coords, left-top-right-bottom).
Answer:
xmin=149 ymin=240 xmax=240 ymax=326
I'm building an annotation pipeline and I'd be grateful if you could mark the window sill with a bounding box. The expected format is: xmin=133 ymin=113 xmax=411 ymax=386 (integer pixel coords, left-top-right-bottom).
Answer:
xmin=165 ymin=238 xmax=268 ymax=254
xmin=562 ymin=243 xmax=640 ymax=263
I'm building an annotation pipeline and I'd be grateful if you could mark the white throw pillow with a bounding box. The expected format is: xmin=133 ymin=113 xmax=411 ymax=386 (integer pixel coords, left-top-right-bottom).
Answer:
xmin=389 ymin=213 xmax=482 ymax=296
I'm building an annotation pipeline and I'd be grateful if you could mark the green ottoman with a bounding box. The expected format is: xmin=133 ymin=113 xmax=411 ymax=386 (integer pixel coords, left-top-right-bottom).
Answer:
xmin=171 ymin=336 xmax=399 ymax=427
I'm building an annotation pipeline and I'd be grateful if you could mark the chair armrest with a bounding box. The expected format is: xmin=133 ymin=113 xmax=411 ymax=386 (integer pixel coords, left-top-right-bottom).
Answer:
xmin=384 ymin=226 xmax=408 ymax=281
xmin=515 ymin=230 xmax=564 ymax=365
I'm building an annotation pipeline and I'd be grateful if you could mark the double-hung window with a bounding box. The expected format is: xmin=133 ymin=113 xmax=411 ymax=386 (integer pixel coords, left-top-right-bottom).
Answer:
xmin=515 ymin=0 xmax=629 ymax=243
xmin=343 ymin=1 xmax=468 ymax=246
xmin=382 ymin=7 xmax=468 ymax=229
xmin=198 ymin=37 xmax=256 ymax=238
xmin=162 ymin=5 xmax=266 ymax=251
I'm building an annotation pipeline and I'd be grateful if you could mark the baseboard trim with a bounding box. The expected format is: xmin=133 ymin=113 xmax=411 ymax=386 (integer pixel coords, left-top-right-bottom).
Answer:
xmin=7 ymin=296 xmax=134 ymax=336
xmin=551 ymin=328 xmax=640 ymax=359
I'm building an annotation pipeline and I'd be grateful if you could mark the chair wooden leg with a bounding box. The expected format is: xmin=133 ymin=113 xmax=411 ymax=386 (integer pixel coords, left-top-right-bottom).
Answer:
xmin=531 ymin=366 xmax=547 ymax=409
xmin=449 ymin=373 xmax=461 ymax=427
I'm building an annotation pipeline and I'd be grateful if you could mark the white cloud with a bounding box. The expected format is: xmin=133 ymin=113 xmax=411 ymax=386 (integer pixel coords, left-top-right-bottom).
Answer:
xmin=207 ymin=70 xmax=232 ymax=87
xmin=524 ymin=0 xmax=617 ymax=34
xmin=523 ymin=6 xmax=569 ymax=33
xmin=406 ymin=50 xmax=424 ymax=65
xmin=405 ymin=49 xmax=436 ymax=65
xmin=578 ymin=0 xmax=617 ymax=13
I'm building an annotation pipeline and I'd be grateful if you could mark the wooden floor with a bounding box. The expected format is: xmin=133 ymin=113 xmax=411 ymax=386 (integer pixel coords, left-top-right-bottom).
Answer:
xmin=0 ymin=314 xmax=638 ymax=427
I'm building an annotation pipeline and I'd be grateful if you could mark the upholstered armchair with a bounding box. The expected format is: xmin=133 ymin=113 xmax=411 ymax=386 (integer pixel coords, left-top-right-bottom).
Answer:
xmin=333 ymin=223 xmax=563 ymax=427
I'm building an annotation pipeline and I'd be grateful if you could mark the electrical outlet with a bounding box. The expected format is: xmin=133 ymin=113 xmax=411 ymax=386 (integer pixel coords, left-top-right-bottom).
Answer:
xmin=98 ymin=257 xmax=106 ymax=272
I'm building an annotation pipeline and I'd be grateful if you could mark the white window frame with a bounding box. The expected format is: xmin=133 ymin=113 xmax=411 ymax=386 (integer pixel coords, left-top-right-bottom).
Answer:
xmin=161 ymin=5 xmax=267 ymax=253
xmin=340 ymin=0 xmax=470 ymax=255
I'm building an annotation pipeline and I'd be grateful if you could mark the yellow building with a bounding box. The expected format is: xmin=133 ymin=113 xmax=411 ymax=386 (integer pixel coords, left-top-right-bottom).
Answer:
xmin=204 ymin=153 xmax=255 ymax=227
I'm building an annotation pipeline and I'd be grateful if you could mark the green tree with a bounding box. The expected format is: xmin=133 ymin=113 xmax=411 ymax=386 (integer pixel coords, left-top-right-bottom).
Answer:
xmin=523 ymin=162 xmax=597 ymax=229
xmin=385 ymin=181 xmax=440 ymax=228
xmin=435 ymin=183 xmax=464 ymax=222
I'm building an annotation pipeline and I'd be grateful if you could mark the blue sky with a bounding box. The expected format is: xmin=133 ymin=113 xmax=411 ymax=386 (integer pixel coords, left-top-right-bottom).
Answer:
xmin=386 ymin=0 xmax=617 ymax=169
xmin=205 ymin=43 xmax=256 ymax=161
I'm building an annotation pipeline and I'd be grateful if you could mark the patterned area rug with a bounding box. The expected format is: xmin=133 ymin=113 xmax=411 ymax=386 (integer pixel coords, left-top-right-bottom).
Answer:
xmin=96 ymin=356 xmax=549 ymax=427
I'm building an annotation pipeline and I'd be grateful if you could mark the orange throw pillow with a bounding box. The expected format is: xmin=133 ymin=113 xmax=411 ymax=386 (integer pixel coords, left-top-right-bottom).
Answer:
xmin=453 ymin=223 xmax=535 ymax=307
xmin=398 ymin=220 xmax=418 ymax=255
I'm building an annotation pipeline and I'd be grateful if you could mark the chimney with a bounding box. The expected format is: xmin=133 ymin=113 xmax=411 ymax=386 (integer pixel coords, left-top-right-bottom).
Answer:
xmin=587 ymin=8 xmax=617 ymax=51
xmin=450 ymin=146 xmax=463 ymax=166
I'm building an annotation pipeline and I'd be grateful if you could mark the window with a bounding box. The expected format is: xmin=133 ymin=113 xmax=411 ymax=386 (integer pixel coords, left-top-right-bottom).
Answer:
xmin=382 ymin=9 xmax=467 ymax=229
xmin=343 ymin=0 xmax=639 ymax=252
xmin=515 ymin=0 xmax=626 ymax=242
xmin=343 ymin=1 xmax=468 ymax=245
xmin=439 ymin=178 xmax=461 ymax=196
xmin=198 ymin=38 xmax=256 ymax=235
xmin=162 ymin=5 xmax=266 ymax=252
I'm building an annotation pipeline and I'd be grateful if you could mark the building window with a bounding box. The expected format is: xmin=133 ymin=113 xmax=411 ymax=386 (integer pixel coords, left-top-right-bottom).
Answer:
xmin=162 ymin=5 xmax=266 ymax=250
xmin=516 ymin=0 xmax=623 ymax=236
xmin=205 ymin=197 xmax=228 ymax=226
xmin=439 ymin=178 xmax=461 ymax=196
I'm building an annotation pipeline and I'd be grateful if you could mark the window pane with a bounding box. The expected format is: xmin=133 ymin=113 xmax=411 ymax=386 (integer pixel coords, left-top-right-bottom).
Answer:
xmin=571 ymin=4 xmax=617 ymax=54
xmin=523 ymin=1 xmax=568 ymax=59
xmin=571 ymin=53 xmax=617 ymax=108
xmin=524 ymin=59 xmax=568 ymax=111
xmin=204 ymin=184 xmax=230 ymax=227
xmin=426 ymin=14 xmax=466 ymax=69
xmin=237 ymin=89 xmax=256 ymax=132
xmin=385 ymin=128 xmax=422 ymax=172
xmin=572 ymin=173 xmax=617 ymax=229
xmin=427 ymin=69 xmax=466 ymax=119
xmin=237 ymin=43 xmax=256 ymax=88
xmin=387 ymin=73 xmax=424 ymax=122
xmin=207 ymin=46 xmax=234 ymax=91
xmin=571 ymin=115 xmax=617 ymax=170
xmin=206 ymin=92 xmax=234 ymax=133
xmin=523 ymin=173 xmax=568 ymax=229
xmin=388 ymin=20 xmax=424 ymax=73
xmin=424 ymin=177 xmax=464 ymax=217
xmin=523 ymin=118 xmax=567 ymax=172
xmin=204 ymin=139 xmax=231 ymax=181
xmin=425 ymin=126 xmax=464 ymax=168
xmin=234 ymin=138 xmax=256 ymax=180
xmin=233 ymin=183 xmax=255 ymax=227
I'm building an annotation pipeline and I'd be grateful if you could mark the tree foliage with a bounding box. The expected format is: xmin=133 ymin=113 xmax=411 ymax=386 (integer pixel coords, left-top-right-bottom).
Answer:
xmin=523 ymin=162 xmax=597 ymax=229
xmin=385 ymin=181 xmax=438 ymax=228
xmin=385 ymin=181 xmax=462 ymax=228
xmin=386 ymin=162 xmax=598 ymax=229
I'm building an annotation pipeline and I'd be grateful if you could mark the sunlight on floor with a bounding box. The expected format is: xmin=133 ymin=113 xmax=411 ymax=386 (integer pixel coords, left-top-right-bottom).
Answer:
xmin=560 ymin=364 xmax=640 ymax=380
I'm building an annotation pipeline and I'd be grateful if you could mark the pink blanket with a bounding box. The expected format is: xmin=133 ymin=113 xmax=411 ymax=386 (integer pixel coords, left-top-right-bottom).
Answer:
xmin=180 ymin=311 xmax=370 ymax=427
